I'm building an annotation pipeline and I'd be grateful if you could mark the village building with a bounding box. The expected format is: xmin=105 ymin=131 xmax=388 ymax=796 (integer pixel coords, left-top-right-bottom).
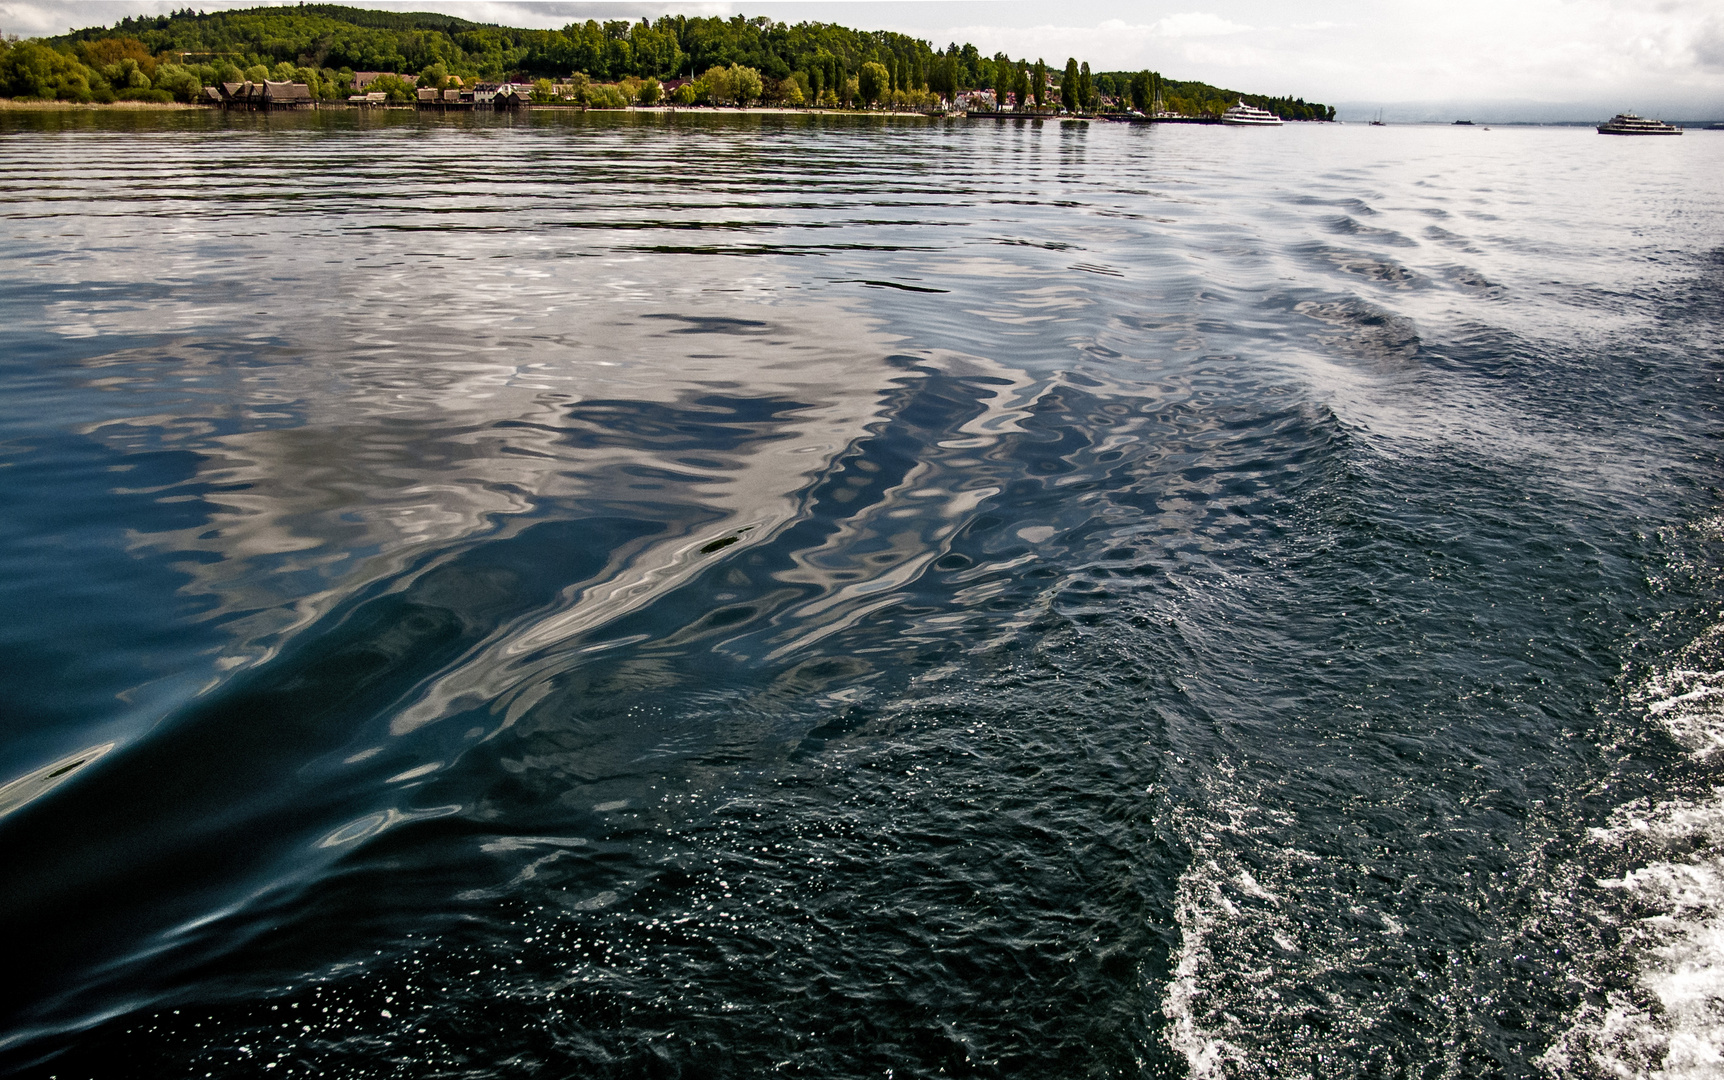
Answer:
xmin=465 ymin=83 xmax=531 ymax=108
xmin=213 ymin=80 xmax=314 ymax=109
xmin=416 ymin=86 xmax=476 ymax=109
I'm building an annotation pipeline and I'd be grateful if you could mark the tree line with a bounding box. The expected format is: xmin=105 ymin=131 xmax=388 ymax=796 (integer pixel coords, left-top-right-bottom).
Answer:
xmin=0 ymin=3 xmax=1332 ymax=121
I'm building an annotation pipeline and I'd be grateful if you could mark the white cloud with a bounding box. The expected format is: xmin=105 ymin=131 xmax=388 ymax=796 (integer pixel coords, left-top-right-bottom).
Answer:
xmin=1147 ymin=11 xmax=1250 ymax=38
xmin=1690 ymin=17 xmax=1724 ymax=72
xmin=922 ymin=0 xmax=1724 ymax=114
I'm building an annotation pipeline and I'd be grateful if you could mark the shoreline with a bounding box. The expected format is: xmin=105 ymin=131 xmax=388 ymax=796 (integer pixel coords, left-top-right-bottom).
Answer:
xmin=0 ymin=98 xmax=956 ymax=117
xmin=0 ymin=99 xmax=1345 ymax=124
xmin=0 ymin=99 xmax=202 ymax=111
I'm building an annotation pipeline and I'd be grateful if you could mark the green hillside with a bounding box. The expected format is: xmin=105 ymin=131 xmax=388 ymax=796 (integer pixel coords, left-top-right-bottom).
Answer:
xmin=0 ymin=4 xmax=1332 ymax=119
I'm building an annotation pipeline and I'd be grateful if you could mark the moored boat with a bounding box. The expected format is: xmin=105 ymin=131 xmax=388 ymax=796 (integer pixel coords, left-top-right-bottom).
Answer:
xmin=1220 ymin=100 xmax=1283 ymax=126
xmin=1597 ymin=112 xmax=1681 ymax=135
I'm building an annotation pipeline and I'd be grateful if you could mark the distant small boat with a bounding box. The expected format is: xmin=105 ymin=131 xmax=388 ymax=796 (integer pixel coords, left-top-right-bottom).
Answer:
xmin=1369 ymin=109 xmax=1384 ymax=126
xmin=1597 ymin=111 xmax=1681 ymax=135
xmin=1221 ymin=100 xmax=1282 ymax=126
xmin=1453 ymin=120 xmax=1474 ymax=126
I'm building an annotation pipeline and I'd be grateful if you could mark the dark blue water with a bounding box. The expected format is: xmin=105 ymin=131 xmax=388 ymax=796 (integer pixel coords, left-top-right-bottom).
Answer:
xmin=1 ymin=110 xmax=1721 ymax=1078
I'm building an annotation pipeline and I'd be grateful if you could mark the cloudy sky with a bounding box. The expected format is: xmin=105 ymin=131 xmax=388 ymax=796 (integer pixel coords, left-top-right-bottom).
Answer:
xmin=4 ymin=0 xmax=1722 ymax=118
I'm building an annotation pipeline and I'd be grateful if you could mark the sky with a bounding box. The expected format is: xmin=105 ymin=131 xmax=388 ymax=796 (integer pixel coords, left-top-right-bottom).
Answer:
xmin=4 ymin=0 xmax=1722 ymax=120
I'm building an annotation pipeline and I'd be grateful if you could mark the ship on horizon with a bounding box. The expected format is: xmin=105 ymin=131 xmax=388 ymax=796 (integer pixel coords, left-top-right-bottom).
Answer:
xmin=1597 ymin=111 xmax=1681 ymax=135
xmin=1221 ymin=100 xmax=1283 ymax=126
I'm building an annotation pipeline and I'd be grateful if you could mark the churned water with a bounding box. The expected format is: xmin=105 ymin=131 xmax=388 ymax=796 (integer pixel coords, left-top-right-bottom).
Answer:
xmin=0 ymin=109 xmax=1720 ymax=1078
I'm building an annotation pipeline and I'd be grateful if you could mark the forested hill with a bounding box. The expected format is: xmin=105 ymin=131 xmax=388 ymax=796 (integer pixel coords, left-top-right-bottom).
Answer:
xmin=1 ymin=3 xmax=1332 ymax=120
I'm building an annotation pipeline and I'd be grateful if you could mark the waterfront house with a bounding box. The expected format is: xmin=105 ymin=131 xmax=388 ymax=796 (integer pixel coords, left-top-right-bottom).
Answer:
xmin=215 ymin=80 xmax=314 ymax=109
xmin=416 ymin=87 xmax=475 ymax=110
xmin=262 ymin=81 xmax=313 ymax=108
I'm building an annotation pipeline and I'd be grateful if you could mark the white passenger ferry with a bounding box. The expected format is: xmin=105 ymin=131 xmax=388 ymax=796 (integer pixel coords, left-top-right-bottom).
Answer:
xmin=1220 ymin=101 xmax=1283 ymax=126
xmin=1597 ymin=112 xmax=1681 ymax=135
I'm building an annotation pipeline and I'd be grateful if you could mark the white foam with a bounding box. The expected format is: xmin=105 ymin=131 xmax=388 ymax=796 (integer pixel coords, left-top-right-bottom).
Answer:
xmin=1163 ymin=857 xmax=1243 ymax=1080
xmin=1158 ymin=799 xmax=1408 ymax=1078
xmin=1539 ymin=793 xmax=1724 ymax=1079
xmin=1540 ymin=598 xmax=1724 ymax=1077
xmin=1643 ymin=657 xmax=1724 ymax=762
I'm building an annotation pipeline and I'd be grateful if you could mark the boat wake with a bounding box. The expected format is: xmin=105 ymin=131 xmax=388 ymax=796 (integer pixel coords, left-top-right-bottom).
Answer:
xmin=1158 ymin=781 xmax=1463 ymax=1079
xmin=1540 ymin=523 xmax=1724 ymax=1078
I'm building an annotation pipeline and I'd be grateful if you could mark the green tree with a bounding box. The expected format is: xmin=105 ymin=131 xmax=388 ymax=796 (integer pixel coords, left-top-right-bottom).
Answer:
xmin=586 ymin=83 xmax=628 ymax=107
xmin=564 ymin=70 xmax=590 ymax=106
xmin=929 ymin=52 xmax=955 ymax=102
xmin=152 ymin=62 xmax=204 ymax=102
xmin=637 ymin=75 xmax=661 ymax=104
xmin=701 ymin=63 xmax=733 ymax=103
xmin=530 ymin=77 xmax=557 ymax=103
xmin=1061 ymin=57 xmax=1077 ymax=113
xmin=990 ymin=52 xmax=1011 ymax=110
xmin=6 ymin=7 xmax=1332 ymax=120
xmin=369 ymin=73 xmax=417 ymax=101
xmin=857 ymin=59 xmax=887 ymax=107
xmin=75 ymin=37 xmax=154 ymax=81
xmin=729 ymin=63 xmax=762 ymax=104
xmin=0 ymin=40 xmax=94 ymax=100
xmin=108 ymin=57 xmax=151 ymax=89
xmin=1129 ymin=70 xmax=1149 ymax=113
xmin=1078 ymin=61 xmax=1092 ymax=112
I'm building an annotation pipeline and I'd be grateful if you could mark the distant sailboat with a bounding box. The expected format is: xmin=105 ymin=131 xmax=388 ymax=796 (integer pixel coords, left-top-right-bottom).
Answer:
xmin=1369 ymin=109 xmax=1384 ymax=126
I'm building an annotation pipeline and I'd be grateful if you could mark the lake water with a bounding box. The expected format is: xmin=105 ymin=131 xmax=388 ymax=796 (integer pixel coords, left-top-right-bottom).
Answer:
xmin=1 ymin=109 xmax=1721 ymax=1078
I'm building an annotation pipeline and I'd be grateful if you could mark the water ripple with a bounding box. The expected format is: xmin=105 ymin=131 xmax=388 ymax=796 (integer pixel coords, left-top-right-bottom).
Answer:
xmin=0 ymin=110 xmax=1721 ymax=1077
